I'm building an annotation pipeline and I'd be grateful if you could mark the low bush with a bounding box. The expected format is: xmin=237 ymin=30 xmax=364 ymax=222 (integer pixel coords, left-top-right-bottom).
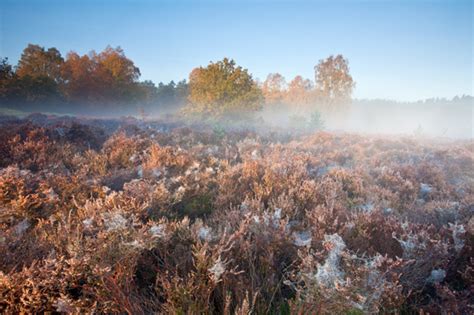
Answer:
xmin=0 ymin=116 xmax=472 ymax=313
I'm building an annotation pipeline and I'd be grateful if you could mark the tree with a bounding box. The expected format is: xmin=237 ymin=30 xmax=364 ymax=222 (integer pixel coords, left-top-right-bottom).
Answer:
xmin=155 ymin=80 xmax=188 ymax=108
xmin=0 ymin=58 xmax=16 ymax=100
xmin=61 ymin=46 xmax=141 ymax=105
xmin=314 ymin=55 xmax=354 ymax=104
xmin=308 ymin=110 xmax=325 ymax=131
xmin=137 ymin=80 xmax=159 ymax=104
xmin=61 ymin=52 xmax=95 ymax=102
xmin=1 ymin=55 xmax=62 ymax=106
xmin=156 ymin=81 xmax=177 ymax=105
xmin=136 ymin=80 xmax=189 ymax=111
xmin=285 ymin=75 xmax=314 ymax=110
xmin=8 ymin=44 xmax=65 ymax=106
xmin=95 ymin=47 xmax=140 ymax=85
xmin=175 ymin=80 xmax=188 ymax=101
xmin=186 ymin=58 xmax=263 ymax=119
xmin=262 ymin=73 xmax=287 ymax=105
xmin=16 ymin=76 xmax=62 ymax=103
xmin=95 ymin=46 xmax=141 ymax=103
xmin=16 ymin=44 xmax=64 ymax=82
xmin=0 ymin=58 xmax=14 ymax=81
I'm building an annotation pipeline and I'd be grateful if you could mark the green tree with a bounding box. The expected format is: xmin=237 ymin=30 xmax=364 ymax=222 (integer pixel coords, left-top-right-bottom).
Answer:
xmin=155 ymin=80 xmax=188 ymax=108
xmin=307 ymin=110 xmax=325 ymax=131
xmin=17 ymin=75 xmax=62 ymax=103
xmin=0 ymin=57 xmax=16 ymax=100
xmin=137 ymin=80 xmax=189 ymax=113
xmin=186 ymin=58 xmax=263 ymax=119
xmin=175 ymin=80 xmax=189 ymax=101
xmin=0 ymin=58 xmax=14 ymax=81
xmin=137 ymin=80 xmax=159 ymax=104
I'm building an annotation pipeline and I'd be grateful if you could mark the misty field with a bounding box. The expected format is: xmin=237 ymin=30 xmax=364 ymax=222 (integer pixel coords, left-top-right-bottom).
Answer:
xmin=0 ymin=114 xmax=472 ymax=314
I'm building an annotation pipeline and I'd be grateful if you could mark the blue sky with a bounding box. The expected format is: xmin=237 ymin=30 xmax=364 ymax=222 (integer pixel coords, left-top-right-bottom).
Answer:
xmin=1 ymin=0 xmax=472 ymax=101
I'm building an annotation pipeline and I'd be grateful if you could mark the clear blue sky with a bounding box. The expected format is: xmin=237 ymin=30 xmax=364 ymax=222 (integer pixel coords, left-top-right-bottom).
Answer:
xmin=1 ymin=0 xmax=472 ymax=101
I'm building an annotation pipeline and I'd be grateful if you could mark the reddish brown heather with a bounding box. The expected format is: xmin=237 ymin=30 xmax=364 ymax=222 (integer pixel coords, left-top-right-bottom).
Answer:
xmin=0 ymin=117 xmax=472 ymax=314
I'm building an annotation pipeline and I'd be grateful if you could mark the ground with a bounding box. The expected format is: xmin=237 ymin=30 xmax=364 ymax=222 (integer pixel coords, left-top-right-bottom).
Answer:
xmin=0 ymin=113 xmax=472 ymax=314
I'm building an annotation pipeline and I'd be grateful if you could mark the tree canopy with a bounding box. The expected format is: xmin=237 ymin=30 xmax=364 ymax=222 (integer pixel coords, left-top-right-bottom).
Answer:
xmin=0 ymin=44 xmax=172 ymax=112
xmin=314 ymin=54 xmax=354 ymax=103
xmin=186 ymin=58 xmax=263 ymax=119
xmin=16 ymin=44 xmax=64 ymax=82
xmin=262 ymin=73 xmax=287 ymax=105
xmin=61 ymin=46 xmax=141 ymax=104
xmin=0 ymin=43 xmax=357 ymax=117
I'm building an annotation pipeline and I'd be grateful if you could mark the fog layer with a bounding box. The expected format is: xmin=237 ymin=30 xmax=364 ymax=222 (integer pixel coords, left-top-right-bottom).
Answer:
xmin=260 ymin=97 xmax=473 ymax=139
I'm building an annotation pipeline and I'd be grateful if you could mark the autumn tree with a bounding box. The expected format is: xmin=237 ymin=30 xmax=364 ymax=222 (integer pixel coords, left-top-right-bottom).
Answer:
xmin=186 ymin=58 xmax=263 ymax=119
xmin=61 ymin=52 xmax=95 ymax=102
xmin=262 ymin=73 xmax=287 ymax=105
xmin=95 ymin=46 xmax=140 ymax=97
xmin=61 ymin=46 xmax=141 ymax=105
xmin=16 ymin=44 xmax=64 ymax=82
xmin=6 ymin=44 xmax=65 ymax=104
xmin=1 ymin=44 xmax=192 ymax=113
xmin=285 ymin=75 xmax=314 ymax=110
xmin=314 ymin=54 xmax=354 ymax=104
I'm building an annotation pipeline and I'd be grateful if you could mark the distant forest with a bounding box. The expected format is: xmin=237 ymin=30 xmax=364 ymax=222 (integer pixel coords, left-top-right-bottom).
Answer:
xmin=0 ymin=44 xmax=188 ymax=115
xmin=0 ymin=44 xmax=471 ymax=118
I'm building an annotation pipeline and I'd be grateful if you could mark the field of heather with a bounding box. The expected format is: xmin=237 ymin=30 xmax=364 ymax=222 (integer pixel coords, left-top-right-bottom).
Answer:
xmin=0 ymin=114 xmax=472 ymax=314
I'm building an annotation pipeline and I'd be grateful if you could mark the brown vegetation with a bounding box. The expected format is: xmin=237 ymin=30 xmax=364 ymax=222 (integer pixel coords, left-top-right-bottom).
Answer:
xmin=0 ymin=114 xmax=472 ymax=313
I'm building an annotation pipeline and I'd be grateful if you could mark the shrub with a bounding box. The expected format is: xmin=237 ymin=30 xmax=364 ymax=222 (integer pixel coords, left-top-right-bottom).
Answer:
xmin=0 ymin=116 xmax=471 ymax=313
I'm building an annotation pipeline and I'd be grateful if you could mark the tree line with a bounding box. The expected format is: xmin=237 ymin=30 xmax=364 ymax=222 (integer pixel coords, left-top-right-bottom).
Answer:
xmin=0 ymin=44 xmax=355 ymax=118
xmin=0 ymin=44 xmax=188 ymax=114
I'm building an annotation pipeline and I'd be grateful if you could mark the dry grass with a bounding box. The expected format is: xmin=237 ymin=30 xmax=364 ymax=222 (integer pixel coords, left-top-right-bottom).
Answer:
xmin=0 ymin=114 xmax=472 ymax=314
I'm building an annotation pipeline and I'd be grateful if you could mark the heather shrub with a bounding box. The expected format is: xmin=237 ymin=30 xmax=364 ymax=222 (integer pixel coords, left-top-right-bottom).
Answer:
xmin=0 ymin=117 xmax=472 ymax=313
